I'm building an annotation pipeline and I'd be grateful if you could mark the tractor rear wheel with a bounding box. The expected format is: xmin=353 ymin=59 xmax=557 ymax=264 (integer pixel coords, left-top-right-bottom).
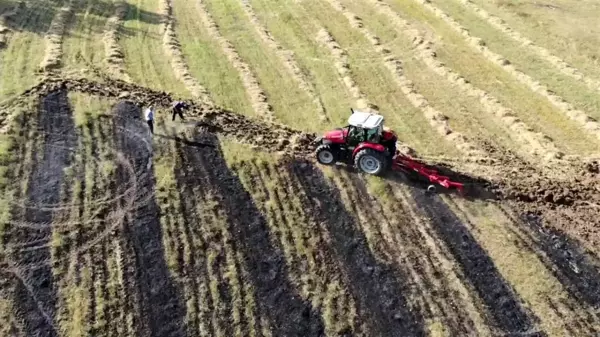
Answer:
xmin=316 ymin=145 xmax=337 ymax=165
xmin=354 ymin=148 xmax=387 ymax=176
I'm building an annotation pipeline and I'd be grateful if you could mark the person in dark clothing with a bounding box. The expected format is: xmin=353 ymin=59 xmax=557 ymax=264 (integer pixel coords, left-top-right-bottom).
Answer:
xmin=172 ymin=101 xmax=188 ymax=121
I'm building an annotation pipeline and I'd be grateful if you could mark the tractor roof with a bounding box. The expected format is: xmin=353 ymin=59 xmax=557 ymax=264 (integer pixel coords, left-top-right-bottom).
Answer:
xmin=348 ymin=111 xmax=384 ymax=129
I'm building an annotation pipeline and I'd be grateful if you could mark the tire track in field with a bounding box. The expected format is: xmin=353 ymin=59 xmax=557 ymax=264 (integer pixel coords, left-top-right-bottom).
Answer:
xmin=39 ymin=4 xmax=73 ymax=72
xmin=365 ymin=0 xmax=566 ymax=165
xmin=195 ymin=0 xmax=274 ymax=121
xmin=111 ymin=101 xmax=187 ymax=337
xmin=8 ymin=89 xmax=77 ymax=337
xmin=159 ymin=0 xmax=214 ymax=104
xmin=322 ymin=0 xmax=489 ymax=160
xmin=103 ymin=0 xmax=131 ymax=82
xmin=405 ymin=0 xmax=600 ymax=141
xmin=290 ymin=161 xmax=426 ymax=336
xmin=456 ymin=0 xmax=600 ymax=94
xmin=239 ymin=0 xmax=329 ymax=122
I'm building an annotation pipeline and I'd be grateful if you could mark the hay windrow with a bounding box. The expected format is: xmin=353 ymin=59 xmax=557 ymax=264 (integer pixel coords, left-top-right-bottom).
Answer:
xmin=159 ymin=0 xmax=214 ymax=105
xmin=39 ymin=5 xmax=73 ymax=72
xmin=315 ymin=28 xmax=375 ymax=113
xmin=409 ymin=0 xmax=600 ymax=141
xmin=368 ymin=0 xmax=566 ymax=165
xmin=195 ymin=0 xmax=274 ymax=122
xmin=239 ymin=0 xmax=328 ymax=122
xmin=456 ymin=0 xmax=600 ymax=94
xmin=103 ymin=0 xmax=131 ymax=82
xmin=324 ymin=0 xmax=488 ymax=160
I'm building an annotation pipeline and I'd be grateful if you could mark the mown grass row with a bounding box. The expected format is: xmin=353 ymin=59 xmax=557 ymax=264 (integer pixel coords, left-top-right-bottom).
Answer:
xmin=379 ymin=0 xmax=600 ymax=155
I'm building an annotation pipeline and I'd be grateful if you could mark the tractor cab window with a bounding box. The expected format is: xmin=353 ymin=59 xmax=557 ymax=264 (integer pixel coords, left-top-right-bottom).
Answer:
xmin=347 ymin=126 xmax=366 ymax=146
xmin=366 ymin=127 xmax=380 ymax=142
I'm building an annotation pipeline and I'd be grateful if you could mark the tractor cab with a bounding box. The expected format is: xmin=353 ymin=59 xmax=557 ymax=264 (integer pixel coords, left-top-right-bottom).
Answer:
xmin=346 ymin=110 xmax=385 ymax=146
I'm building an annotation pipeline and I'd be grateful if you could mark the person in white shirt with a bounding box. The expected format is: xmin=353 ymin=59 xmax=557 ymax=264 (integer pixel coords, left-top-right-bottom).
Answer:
xmin=145 ymin=105 xmax=154 ymax=134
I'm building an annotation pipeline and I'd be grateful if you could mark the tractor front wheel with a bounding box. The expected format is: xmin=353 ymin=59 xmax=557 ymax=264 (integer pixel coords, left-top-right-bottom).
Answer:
xmin=354 ymin=149 xmax=387 ymax=176
xmin=316 ymin=145 xmax=337 ymax=165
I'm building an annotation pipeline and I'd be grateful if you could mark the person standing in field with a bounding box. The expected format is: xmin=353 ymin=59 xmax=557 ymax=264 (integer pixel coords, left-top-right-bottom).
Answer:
xmin=145 ymin=105 xmax=154 ymax=134
xmin=171 ymin=100 xmax=188 ymax=121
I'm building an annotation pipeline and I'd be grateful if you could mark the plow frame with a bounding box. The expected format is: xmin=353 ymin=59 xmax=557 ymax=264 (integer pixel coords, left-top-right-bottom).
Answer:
xmin=392 ymin=153 xmax=465 ymax=194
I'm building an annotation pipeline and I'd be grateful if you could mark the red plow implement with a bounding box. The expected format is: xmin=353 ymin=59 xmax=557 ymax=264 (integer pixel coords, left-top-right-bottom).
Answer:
xmin=392 ymin=152 xmax=465 ymax=194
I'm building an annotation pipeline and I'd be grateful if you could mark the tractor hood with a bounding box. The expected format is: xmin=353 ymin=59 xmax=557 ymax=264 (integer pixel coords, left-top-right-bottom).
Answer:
xmin=323 ymin=128 xmax=347 ymax=144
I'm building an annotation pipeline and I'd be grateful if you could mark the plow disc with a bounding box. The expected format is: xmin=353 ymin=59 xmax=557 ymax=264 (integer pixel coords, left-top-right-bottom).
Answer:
xmin=392 ymin=152 xmax=465 ymax=194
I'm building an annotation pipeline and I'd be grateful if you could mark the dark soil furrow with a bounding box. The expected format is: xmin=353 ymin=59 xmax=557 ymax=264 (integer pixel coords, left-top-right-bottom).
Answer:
xmin=179 ymin=130 xmax=323 ymax=336
xmin=9 ymin=89 xmax=77 ymax=337
xmin=111 ymin=101 xmax=186 ymax=337
xmin=410 ymin=188 xmax=545 ymax=336
xmin=288 ymin=160 xmax=425 ymax=337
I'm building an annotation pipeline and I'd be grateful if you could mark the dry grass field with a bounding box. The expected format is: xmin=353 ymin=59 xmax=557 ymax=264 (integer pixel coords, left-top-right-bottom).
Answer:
xmin=0 ymin=0 xmax=599 ymax=336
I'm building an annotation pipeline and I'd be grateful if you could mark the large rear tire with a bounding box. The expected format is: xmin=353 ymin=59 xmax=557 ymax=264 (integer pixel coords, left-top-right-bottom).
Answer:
xmin=316 ymin=144 xmax=337 ymax=165
xmin=354 ymin=148 xmax=387 ymax=176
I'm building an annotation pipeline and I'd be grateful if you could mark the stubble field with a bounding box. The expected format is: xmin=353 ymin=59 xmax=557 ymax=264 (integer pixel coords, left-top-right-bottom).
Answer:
xmin=0 ymin=0 xmax=599 ymax=336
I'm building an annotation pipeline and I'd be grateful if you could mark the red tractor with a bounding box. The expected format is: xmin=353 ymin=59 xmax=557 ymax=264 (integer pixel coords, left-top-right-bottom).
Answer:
xmin=314 ymin=109 xmax=397 ymax=176
xmin=314 ymin=109 xmax=465 ymax=193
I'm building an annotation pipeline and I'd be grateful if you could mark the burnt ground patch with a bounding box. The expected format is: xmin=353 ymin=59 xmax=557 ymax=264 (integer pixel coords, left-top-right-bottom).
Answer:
xmin=175 ymin=129 xmax=324 ymax=337
xmin=519 ymin=213 xmax=600 ymax=312
xmin=111 ymin=101 xmax=186 ymax=337
xmin=410 ymin=189 xmax=545 ymax=336
xmin=8 ymin=89 xmax=77 ymax=337
xmin=289 ymin=160 xmax=426 ymax=337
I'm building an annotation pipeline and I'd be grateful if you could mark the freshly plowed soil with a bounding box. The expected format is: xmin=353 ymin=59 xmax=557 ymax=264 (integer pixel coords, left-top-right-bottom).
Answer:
xmin=1 ymin=78 xmax=599 ymax=336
